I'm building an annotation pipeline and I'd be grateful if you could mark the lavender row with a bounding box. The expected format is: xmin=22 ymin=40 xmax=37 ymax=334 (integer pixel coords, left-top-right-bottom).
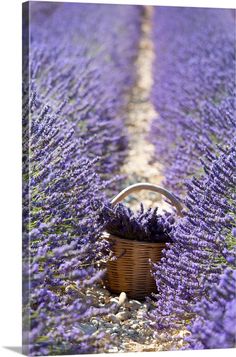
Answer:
xmin=150 ymin=9 xmax=235 ymax=349
xmin=29 ymin=2 xmax=142 ymax=181
xmin=150 ymin=7 xmax=235 ymax=195
xmin=23 ymin=3 xmax=142 ymax=355
xmin=22 ymin=90 xmax=112 ymax=355
xmin=150 ymin=139 xmax=235 ymax=349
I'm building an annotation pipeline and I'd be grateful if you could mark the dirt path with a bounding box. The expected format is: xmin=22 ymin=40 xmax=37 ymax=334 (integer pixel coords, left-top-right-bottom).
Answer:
xmin=120 ymin=6 xmax=170 ymax=213
xmin=92 ymin=8 xmax=181 ymax=353
xmin=83 ymin=8 xmax=189 ymax=353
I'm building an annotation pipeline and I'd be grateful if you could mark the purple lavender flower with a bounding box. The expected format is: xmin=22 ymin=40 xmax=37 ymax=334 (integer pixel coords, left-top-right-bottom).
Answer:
xmin=99 ymin=202 xmax=176 ymax=243
xmin=150 ymin=141 xmax=236 ymax=345
xmin=149 ymin=9 xmax=235 ymax=348
xmin=150 ymin=7 xmax=235 ymax=196
xmin=28 ymin=2 xmax=142 ymax=183
xmin=183 ymin=268 xmax=236 ymax=349
xmin=22 ymin=2 xmax=142 ymax=354
xmin=22 ymin=90 xmax=111 ymax=355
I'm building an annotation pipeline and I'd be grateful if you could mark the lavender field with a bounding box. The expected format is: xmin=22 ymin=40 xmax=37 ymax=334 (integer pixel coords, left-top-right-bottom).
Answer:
xmin=23 ymin=2 xmax=236 ymax=355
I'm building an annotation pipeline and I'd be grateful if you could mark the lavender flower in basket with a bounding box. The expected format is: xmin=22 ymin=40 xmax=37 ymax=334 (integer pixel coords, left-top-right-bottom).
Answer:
xmin=100 ymin=202 xmax=176 ymax=243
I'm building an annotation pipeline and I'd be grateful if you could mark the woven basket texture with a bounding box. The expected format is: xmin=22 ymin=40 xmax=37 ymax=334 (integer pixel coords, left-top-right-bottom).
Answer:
xmin=104 ymin=233 xmax=166 ymax=300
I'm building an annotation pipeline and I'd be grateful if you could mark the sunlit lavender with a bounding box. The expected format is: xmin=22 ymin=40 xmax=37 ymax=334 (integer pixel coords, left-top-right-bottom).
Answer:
xmin=184 ymin=268 xmax=236 ymax=349
xmin=22 ymin=3 xmax=236 ymax=355
xmin=29 ymin=2 xmax=141 ymax=181
xmin=149 ymin=7 xmax=235 ymax=349
xmin=150 ymin=7 xmax=235 ymax=195
xmin=150 ymin=142 xmax=235 ymax=341
xmin=22 ymin=90 xmax=111 ymax=355
xmin=23 ymin=2 xmax=141 ymax=355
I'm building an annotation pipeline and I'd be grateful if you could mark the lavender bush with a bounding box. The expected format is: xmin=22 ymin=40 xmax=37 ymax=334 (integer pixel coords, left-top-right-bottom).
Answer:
xmin=99 ymin=202 xmax=175 ymax=243
xmin=29 ymin=2 xmax=142 ymax=183
xmin=150 ymin=141 xmax=236 ymax=348
xmin=184 ymin=267 xmax=236 ymax=349
xmin=22 ymin=90 xmax=111 ymax=355
xmin=150 ymin=7 xmax=235 ymax=195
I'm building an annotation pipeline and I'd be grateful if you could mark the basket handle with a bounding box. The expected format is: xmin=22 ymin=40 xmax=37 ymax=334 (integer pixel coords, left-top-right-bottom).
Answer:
xmin=111 ymin=183 xmax=183 ymax=217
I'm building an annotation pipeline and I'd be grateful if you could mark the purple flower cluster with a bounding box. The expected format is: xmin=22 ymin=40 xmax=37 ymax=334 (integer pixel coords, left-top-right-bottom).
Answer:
xmin=99 ymin=202 xmax=175 ymax=243
xmin=150 ymin=141 xmax=235 ymax=348
xmin=150 ymin=7 xmax=235 ymax=195
xmin=29 ymin=2 xmax=142 ymax=182
xmin=149 ymin=7 xmax=235 ymax=349
xmin=23 ymin=2 xmax=142 ymax=355
xmin=183 ymin=268 xmax=236 ymax=349
xmin=22 ymin=90 xmax=111 ymax=355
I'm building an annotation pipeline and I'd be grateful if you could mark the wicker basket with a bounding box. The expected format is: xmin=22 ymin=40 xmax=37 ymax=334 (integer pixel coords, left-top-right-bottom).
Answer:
xmin=103 ymin=183 xmax=182 ymax=300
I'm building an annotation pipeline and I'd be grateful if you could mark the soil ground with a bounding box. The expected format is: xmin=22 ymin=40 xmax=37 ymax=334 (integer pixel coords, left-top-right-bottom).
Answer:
xmin=87 ymin=7 xmax=189 ymax=353
xmin=120 ymin=6 xmax=171 ymax=214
